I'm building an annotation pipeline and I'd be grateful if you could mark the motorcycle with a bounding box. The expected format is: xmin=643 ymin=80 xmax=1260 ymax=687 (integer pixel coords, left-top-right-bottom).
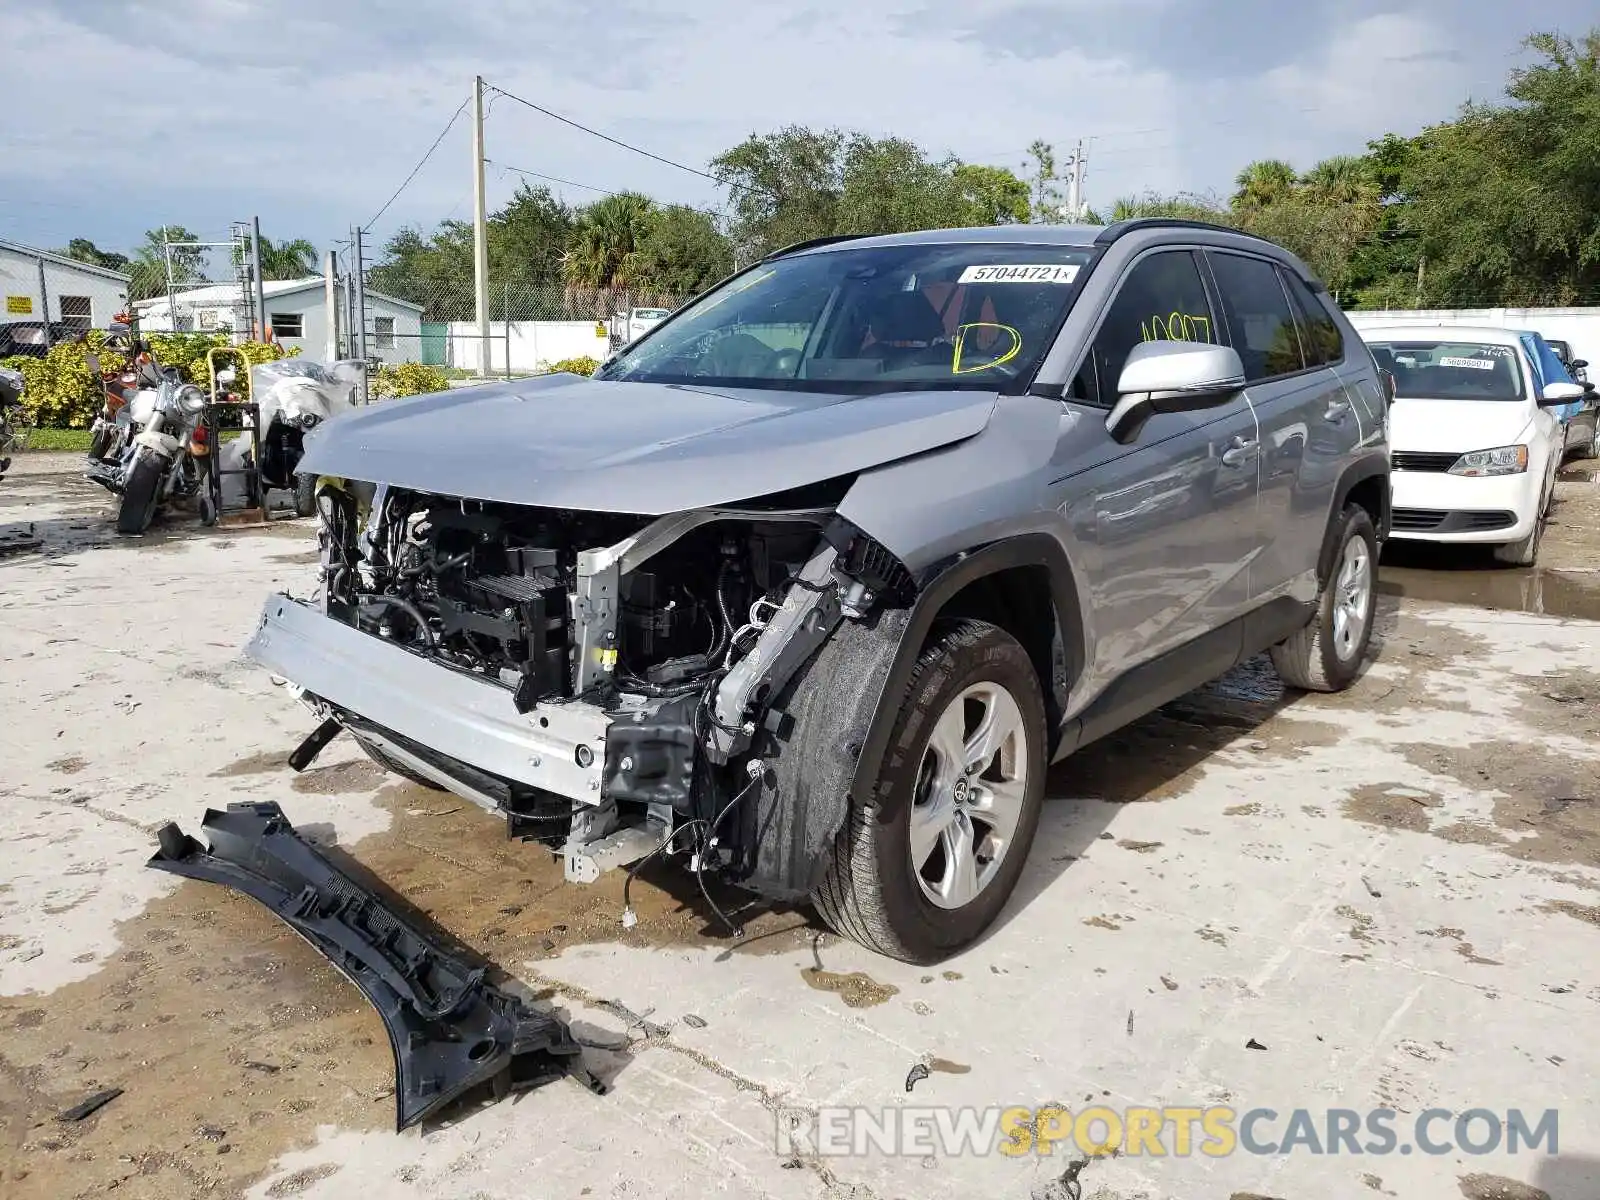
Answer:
xmin=224 ymin=358 xmax=361 ymax=518
xmin=83 ymin=339 xmax=209 ymax=535
xmin=0 ymin=363 xmax=27 ymax=483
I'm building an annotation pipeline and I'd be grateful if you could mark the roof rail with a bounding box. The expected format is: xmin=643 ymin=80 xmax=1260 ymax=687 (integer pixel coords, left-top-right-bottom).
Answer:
xmin=761 ymin=234 xmax=871 ymax=261
xmin=1092 ymin=217 xmax=1262 ymax=247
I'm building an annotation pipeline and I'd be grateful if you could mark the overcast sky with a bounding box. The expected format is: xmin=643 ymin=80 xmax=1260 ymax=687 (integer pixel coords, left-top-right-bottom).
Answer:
xmin=3 ymin=0 xmax=1592 ymax=260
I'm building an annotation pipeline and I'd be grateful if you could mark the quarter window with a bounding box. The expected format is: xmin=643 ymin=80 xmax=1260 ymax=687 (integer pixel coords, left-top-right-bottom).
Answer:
xmin=1280 ymin=271 xmax=1343 ymax=366
xmin=1208 ymin=253 xmax=1304 ymax=381
xmin=1070 ymin=250 xmax=1217 ymax=409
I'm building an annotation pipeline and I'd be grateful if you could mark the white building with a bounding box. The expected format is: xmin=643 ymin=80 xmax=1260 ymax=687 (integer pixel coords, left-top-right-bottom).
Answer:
xmin=135 ymin=276 xmax=425 ymax=363
xmin=0 ymin=237 xmax=132 ymax=331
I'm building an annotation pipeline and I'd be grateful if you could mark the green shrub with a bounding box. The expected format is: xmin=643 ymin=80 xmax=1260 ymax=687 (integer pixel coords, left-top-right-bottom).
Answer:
xmin=542 ymin=356 xmax=600 ymax=376
xmin=373 ymin=361 xmax=451 ymax=398
xmin=2 ymin=332 xmax=292 ymax=429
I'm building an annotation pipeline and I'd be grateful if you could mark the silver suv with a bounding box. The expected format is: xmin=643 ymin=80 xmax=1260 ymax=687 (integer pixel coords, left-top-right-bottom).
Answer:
xmin=245 ymin=218 xmax=1390 ymax=965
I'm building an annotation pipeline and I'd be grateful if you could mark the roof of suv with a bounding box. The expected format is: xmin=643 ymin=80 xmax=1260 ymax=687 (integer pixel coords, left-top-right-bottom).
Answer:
xmin=771 ymin=218 xmax=1287 ymax=259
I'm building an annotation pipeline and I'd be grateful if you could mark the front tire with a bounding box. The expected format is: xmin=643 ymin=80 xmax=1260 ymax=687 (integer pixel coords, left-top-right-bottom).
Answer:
xmin=116 ymin=452 xmax=166 ymax=535
xmin=1271 ymin=505 xmax=1377 ymax=692
xmin=293 ymin=472 xmax=317 ymax=518
xmin=358 ymin=741 xmax=448 ymax=791
xmin=811 ymin=620 xmax=1047 ymax=964
xmin=1493 ymin=483 xmax=1549 ymax=566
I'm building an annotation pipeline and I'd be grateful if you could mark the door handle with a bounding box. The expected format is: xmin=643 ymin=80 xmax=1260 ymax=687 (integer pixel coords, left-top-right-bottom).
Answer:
xmin=1324 ymin=400 xmax=1351 ymax=423
xmin=1220 ymin=436 xmax=1259 ymax=468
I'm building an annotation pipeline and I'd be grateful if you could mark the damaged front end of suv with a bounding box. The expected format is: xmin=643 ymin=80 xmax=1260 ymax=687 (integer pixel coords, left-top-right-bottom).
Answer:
xmin=257 ymin=466 xmax=917 ymax=906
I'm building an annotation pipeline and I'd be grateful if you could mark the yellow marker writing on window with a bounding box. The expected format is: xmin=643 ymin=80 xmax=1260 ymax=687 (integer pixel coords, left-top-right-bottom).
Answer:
xmin=951 ymin=323 xmax=1022 ymax=375
xmin=1141 ymin=312 xmax=1213 ymax=344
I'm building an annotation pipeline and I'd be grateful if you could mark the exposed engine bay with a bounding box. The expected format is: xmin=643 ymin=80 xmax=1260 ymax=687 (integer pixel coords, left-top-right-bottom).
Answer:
xmin=291 ymin=478 xmax=913 ymax=923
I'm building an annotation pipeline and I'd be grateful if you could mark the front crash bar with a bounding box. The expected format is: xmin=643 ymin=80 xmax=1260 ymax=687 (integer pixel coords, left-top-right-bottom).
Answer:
xmin=148 ymin=801 xmax=601 ymax=1129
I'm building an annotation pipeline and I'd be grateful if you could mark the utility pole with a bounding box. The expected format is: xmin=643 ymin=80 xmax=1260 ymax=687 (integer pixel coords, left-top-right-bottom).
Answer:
xmin=251 ymin=216 xmax=267 ymax=341
xmin=1415 ymin=256 xmax=1427 ymax=309
xmin=324 ymin=249 xmax=340 ymax=361
xmin=1066 ymin=140 xmax=1086 ymax=222
xmin=471 ymin=75 xmax=491 ymax=379
xmin=352 ymin=225 xmax=370 ymax=404
xmin=35 ymin=257 xmax=51 ymax=350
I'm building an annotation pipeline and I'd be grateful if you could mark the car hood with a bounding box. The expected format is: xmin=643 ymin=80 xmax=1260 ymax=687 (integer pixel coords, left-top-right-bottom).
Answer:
xmin=1388 ymin=397 xmax=1534 ymax=453
xmin=297 ymin=374 xmax=997 ymax=513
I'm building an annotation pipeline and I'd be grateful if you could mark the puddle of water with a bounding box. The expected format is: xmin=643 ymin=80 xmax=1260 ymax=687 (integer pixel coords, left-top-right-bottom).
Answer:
xmin=1380 ymin=554 xmax=1600 ymax=621
xmin=799 ymin=967 xmax=899 ymax=1008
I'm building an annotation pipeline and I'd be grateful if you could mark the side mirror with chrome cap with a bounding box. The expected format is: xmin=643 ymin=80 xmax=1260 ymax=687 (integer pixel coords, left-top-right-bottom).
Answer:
xmin=1105 ymin=341 xmax=1247 ymax=444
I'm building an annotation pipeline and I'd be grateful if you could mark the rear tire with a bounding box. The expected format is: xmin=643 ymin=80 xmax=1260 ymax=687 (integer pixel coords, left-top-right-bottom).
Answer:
xmin=116 ymin=452 xmax=165 ymax=535
xmin=1271 ymin=505 xmax=1377 ymax=693
xmin=293 ymin=472 xmax=318 ymax=518
xmin=358 ymin=741 xmax=448 ymax=791
xmin=811 ymin=620 xmax=1047 ymax=964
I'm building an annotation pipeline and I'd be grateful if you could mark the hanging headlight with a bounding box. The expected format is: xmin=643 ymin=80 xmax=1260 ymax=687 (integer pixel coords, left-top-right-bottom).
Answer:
xmin=176 ymin=384 xmax=207 ymax=415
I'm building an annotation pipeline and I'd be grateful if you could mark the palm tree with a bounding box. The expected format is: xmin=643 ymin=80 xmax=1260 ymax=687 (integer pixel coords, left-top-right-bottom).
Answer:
xmin=256 ymin=235 xmax=318 ymax=280
xmin=1231 ymin=160 xmax=1298 ymax=210
xmin=562 ymin=193 xmax=654 ymax=290
xmin=1300 ymin=155 xmax=1375 ymax=206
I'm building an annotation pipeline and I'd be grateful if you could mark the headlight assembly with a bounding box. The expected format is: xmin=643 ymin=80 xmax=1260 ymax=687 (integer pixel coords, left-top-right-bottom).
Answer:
xmin=1448 ymin=445 xmax=1527 ymax=477
xmin=176 ymin=384 xmax=207 ymax=415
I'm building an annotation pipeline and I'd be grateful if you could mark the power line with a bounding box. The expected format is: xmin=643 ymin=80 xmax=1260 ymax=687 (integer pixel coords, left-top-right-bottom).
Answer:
xmin=489 ymin=160 xmax=620 ymax=197
xmin=482 ymin=81 xmax=752 ymax=195
xmin=489 ymin=158 xmax=728 ymax=221
xmin=363 ymin=94 xmax=471 ymax=232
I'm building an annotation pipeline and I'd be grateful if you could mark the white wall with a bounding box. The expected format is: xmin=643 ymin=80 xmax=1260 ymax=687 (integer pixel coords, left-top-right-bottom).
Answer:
xmin=136 ymin=284 xmax=424 ymax=363
xmin=0 ymin=245 xmax=129 ymax=329
xmin=447 ymin=320 xmax=611 ymax=373
xmin=269 ymin=293 xmax=423 ymax=364
xmin=1347 ymin=307 xmax=1600 ymax=369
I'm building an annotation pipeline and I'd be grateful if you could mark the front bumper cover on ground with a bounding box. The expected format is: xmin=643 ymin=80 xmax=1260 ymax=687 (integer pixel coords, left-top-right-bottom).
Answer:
xmin=148 ymin=801 xmax=601 ymax=1130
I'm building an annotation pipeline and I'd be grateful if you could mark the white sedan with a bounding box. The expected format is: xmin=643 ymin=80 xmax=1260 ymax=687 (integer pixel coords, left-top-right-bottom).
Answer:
xmin=1361 ymin=324 xmax=1584 ymax=565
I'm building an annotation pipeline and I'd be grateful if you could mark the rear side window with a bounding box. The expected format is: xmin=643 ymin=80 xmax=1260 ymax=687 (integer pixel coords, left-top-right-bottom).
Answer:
xmin=1280 ymin=272 xmax=1343 ymax=366
xmin=1070 ymin=250 xmax=1217 ymax=408
xmin=1207 ymin=252 xmax=1304 ymax=381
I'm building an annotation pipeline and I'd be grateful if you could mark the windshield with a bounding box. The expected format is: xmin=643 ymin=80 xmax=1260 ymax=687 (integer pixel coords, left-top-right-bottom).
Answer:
xmin=1365 ymin=340 xmax=1524 ymax=402
xmin=598 ymin=242 xmax=1096 ymax=393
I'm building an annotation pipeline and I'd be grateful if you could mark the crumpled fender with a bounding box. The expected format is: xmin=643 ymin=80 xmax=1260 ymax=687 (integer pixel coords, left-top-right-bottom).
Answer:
xmin=148 ymin=802 xmax=600 ymax=1129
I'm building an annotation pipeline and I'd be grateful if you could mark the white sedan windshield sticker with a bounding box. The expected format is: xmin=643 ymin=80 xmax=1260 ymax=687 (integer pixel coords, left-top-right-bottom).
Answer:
xmin=958 ymin=264 xmax=1081 ymax=285
xmin=1438 ymin=356 xmax=1497 ymax=370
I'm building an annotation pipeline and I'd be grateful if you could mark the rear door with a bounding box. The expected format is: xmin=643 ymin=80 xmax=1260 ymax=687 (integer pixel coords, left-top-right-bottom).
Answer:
xmin=1205 ymin=251 xmax=1352 ymax=604
xmin=1050 ymin=248 xmax=1261 ymax=694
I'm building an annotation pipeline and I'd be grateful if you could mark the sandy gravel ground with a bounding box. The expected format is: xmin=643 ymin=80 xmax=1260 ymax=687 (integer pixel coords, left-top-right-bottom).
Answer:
xmin=2 ymin=453 xmax=1598 ymax=1200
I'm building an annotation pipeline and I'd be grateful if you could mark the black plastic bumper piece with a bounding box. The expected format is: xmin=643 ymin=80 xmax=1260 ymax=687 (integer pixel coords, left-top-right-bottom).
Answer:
xmin=148 ymin=801 xmax=599 ymax=1129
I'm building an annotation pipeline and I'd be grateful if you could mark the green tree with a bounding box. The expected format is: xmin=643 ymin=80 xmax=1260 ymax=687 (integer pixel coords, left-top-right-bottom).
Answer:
xmin=1394 ymin=28 xmax=1600 ymax=306
xmin=62 ymin=239 xmax=130 ymax=272
xmin=1231 ymin=160 xmax=1299 ymax=210
xmin=255 ymin=235 xmax=318 ymax=280
xmin=712 ymin=126 xmax=845 ymax=261
xmin=1300 ymin=155 xmax=1375 ymax=206
xmin=1112 ymin=192 xmax=1232 ymax=222
xmin=562 ymin=192 xmax=655 ymax=289
xmin=129 ymin=225 xmax=204 ymax=301
xmin=835 ymin=135 xmax=972 ymax=234
xmin=953 ymin=163 xmax=1032 ymax=225
xmin=628 ymin=205 xmax=733 ymax=295
xmin=1024 ymin=140 xmax=1068 ymax=222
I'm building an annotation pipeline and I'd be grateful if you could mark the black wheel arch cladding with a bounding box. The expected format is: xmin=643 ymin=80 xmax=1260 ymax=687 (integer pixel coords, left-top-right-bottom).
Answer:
xmin=840 ymin=534 xmax=1083 ymax=839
